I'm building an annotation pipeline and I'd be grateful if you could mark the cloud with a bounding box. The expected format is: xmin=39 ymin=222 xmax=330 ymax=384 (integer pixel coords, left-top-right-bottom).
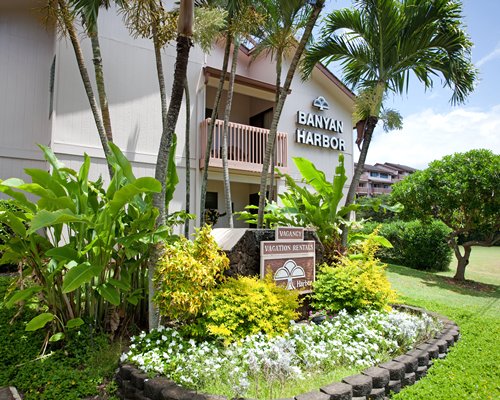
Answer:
xmin=356 ymin=105 xmax=500 ymax=169
xmin=477 ymin=42 xmax=500 ymax=67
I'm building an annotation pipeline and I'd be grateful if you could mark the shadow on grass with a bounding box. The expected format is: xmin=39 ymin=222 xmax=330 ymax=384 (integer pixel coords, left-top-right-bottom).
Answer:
xmin=387 ymin=264 xmax=500 ymax=300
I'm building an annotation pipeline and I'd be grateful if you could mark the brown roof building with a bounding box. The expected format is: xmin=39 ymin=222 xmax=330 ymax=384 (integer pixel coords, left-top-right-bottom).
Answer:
xmin=355 ymin=162 xmax=417 ymax=197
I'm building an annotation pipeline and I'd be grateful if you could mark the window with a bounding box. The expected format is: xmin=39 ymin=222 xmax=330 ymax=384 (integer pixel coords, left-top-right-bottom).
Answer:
xmin=383 ymin=184 xmax=390 ymax=189
xmin=370 ymin=172 xmax=378 ymax=177
xmin=358 ymin=183 xmax=365 ymax=187
xmin=380 ymin=173 xmax=389 ymax=179
xmin=205 ymin=192 xmax=218 ymax=209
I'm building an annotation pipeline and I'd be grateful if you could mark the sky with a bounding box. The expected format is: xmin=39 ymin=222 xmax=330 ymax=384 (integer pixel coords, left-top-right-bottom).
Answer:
xmin=321 ymin=0 xmax=500 ymax=169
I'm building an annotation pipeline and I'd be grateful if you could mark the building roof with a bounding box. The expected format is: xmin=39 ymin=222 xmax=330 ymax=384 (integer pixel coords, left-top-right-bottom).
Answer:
xmin=384 ymin=162 xmax=417 ymax=173
xmin=356 ymin=163 xmax=396 ymax=175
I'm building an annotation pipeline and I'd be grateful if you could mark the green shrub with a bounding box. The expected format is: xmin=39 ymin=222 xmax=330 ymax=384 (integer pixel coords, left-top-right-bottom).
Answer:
xmin=198 ymin=275 xmax=300 ymax=344
xmin=312 ymin=234 xmax=398 ymax=313
xmin=362 ymin=220 xmax=452 ymax=271
xmin=153 ymin=225 xmax=229 ymax=323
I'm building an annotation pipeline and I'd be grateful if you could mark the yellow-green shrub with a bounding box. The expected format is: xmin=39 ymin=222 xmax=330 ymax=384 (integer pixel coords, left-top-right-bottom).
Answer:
xmin=312 ymin=233 xmax=398 ymax=313
xmin=199 ymin=275 xmax=300 ymax=344
xmin=153 ymin=225 xmax=229 ymax=322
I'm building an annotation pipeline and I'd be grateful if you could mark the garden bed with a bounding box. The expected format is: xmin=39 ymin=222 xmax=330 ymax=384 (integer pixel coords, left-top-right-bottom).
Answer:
xmin=116 ymin=306 xmax=459 ymax=400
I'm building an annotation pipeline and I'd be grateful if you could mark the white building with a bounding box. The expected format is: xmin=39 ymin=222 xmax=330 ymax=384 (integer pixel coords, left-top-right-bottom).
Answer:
xmin=0 ymin=1 xmax=355 ymax=229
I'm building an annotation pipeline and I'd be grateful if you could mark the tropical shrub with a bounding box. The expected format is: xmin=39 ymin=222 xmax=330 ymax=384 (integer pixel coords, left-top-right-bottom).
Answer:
xmin=238 ymin=154 xmax=358 ymax=263
xmin=361 ymin=220 xmax=452 ymax=271
xmin=312 ymin=233 xmax=398 ymax=313
xmin=197 ymin=275 xmax=300 ymax=343
xmin=0 ymin=143 xmax=186 ymax=338
xmin=153 ymin=225 xmax=229 ymax=325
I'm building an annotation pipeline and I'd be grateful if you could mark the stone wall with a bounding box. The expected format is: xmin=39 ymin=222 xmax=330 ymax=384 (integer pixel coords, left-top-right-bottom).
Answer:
xmin=116 ymin=305 xmax=460 ymax=400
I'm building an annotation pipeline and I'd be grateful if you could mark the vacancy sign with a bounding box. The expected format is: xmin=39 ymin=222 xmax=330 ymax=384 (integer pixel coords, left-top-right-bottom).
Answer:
xmin=260 ymin=227 xmax=315 ymax=293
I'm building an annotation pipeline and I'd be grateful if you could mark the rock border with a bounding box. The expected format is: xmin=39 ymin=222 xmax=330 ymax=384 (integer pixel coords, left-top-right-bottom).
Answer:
xmin=116 ymin=305 xmax=460 ymax=400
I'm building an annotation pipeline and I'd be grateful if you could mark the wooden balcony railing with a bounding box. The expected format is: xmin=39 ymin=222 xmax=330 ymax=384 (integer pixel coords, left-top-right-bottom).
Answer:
xmin=200 ymin=119 xmax=288 ymax=173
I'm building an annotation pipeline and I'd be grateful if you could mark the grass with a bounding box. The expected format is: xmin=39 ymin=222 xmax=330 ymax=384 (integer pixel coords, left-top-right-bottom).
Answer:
xmin=387 ymin=247 xmax=500 ymax=400
xmin=0 ymin=276 xmax=122 ymax=400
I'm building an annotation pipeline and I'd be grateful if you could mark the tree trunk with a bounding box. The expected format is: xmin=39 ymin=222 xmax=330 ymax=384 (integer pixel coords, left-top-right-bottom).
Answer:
xmin=452 ymin=243 xmax=472 ymax=281
xmin=58 ymin=0 xmax=112 ymax=178
xmin=340 ymin=116 xmax=378 ymax=246
xmin=184 ymin=78 xmax=191 ymax=237
xmin=257 ymin=0 xmax=325 ymax=228
xmin=150 ymin=30 xmax=193 ymax=330
xmin=90 ymin=26 xmax=113 ymax=143
xmin=221 ymin=37 xmax=240 ymax=228
xmin=199 ymin=36 xmax=232 ymax=227
xmin=267 ymin=52 xmax=283 ymax=209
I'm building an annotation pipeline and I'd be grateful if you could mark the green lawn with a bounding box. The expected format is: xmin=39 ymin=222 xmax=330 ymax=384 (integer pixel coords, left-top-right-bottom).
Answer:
xmin=387 ymin=248 xmax=500 ymax=400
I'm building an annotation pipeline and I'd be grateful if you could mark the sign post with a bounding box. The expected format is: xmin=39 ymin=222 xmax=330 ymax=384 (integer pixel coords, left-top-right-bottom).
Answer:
xmin=260 ymin=227 xmax=316 ymax=293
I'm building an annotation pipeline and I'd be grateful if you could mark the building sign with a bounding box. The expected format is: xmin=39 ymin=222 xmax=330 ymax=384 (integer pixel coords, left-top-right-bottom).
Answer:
xmin=260 ymin=227 xmax=315 ymax=293
xmin=295 ymin=97 xmax=346 ymax=151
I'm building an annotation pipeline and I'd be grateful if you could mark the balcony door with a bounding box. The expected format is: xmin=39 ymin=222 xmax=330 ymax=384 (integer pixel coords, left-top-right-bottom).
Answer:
xmin=250 ymin=107 xmax=273 ymax=129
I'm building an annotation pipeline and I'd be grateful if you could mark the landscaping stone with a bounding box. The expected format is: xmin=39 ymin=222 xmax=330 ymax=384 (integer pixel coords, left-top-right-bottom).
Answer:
xmin=402 ymin=372 xmax=416 ymax=387
xmin=342 ymin=374 xmax=372 ymax=397
xmin=362 ymin=366 xmax=390 ymax=388
xmin=415 ymin=365 xmax=428 ymax=380
xmin=160 ymin=384 xmax=206 ymax=400
xmin=134 ymin=393 xmax=153 ymax=400
xmin=320 ymin=382 xmax=352 ymax=399
xmin=368 ymin=387 xmax=386 ymax=400
xmin=0 ymin=387 xmax=21 ymax=400
xmin=406 ymin=349 xmax=429 ymax=366
xmin=120 ymin=380 xmax=137 ymax=399
xmin=131 ymin=370 xmax=149 ymax=391
xmin=416 ymin=344 xmax=439 ymax=359
xmin=378 ymin=361 xmax=405 ymax=381
xmin=392 ymin=355 xmax=418 ymax=373
xmin=442 ymin=334 xmax=455 ymax=347
xmin=435 ymin=339 xmax=448 ymax=353
xmin=120 ymin=364 xmax=136 ymax=380
xmin=144 ymin=377 xmax=177 ymax=400
xmin=385 ymin=380 xmax=401 ymax=395
xmin=294 ymin=390 xmax=330 ymax=400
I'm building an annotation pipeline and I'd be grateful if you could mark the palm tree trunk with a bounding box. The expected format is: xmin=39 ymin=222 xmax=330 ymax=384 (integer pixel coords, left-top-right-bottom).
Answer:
xmin=221 ymin=37 xmax=240 ymax=228
xmin=58 ymin=0 xmax=112 ymax=178
xmin=340 ymin=116 xmax=378 ymax=246
xmin=184 ymin=78 xmax=191 ymax=237
xmin=199 ymin=36 xmax=232 ymax=227
xmin=90 ymin=25 xmax=113 ymax=143
xmin=257 ymin=0 xmax=325 ymax=228
xmin=267 ymin=51 xmax=283 ymax=208
xmin=149 ymin=1 xmax=193 ymax=330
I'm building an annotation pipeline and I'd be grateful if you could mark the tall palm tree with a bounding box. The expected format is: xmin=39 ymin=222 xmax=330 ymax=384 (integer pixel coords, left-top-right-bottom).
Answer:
xmin=256 ymin=0 xmax=325 ymax=228
xmin=302 ymin=0 xmax=477 ymax=243
xmin=252 ymin=0 xmax=310 ymax=205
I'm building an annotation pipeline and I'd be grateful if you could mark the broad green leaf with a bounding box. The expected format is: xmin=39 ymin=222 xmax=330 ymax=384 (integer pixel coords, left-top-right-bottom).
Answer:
xmin=46 ymin=245 xmax=80 ymax=262
xmin=0 ymin=185 xmax=36 ymax=212
xmin=293 ymin=157 xmax=331 ymax=195
xmin=24 ymin=168 xmax=66 ymax=197
xmin=25 ymin=312 xmax=54 ymax=331
xmin=108 ymin=142 xmax=135 ymax=183
xmin=108 ymin=178 xmax=161 ymax=217
xmin=5 ymin=286 xmax=42 ymax=308
xmin=0 ymin=210 xmax=26 ymax=237
xmin=62 ymin=262 xmax=102 ymax=293
xmin=38 ymin=144 xmax=65 ymax=171
xmin=66 ymin=318 xmax=84 ymax=329
xmin=97 ymin=283 xmax=120 ymax=306
xmin=38 ymin=196 xmax=76 ymax=212
xmin=49 ymin=332 xmax=65 ymax=342
xmin=108 ymin=277 xmax=131 ymax=291
xmin=28 ymin=209 xmax=86 ymax=234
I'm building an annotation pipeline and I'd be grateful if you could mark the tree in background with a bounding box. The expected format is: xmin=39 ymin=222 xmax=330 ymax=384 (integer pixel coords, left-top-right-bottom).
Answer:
xmin=302 ymin=0 xmax=477 ymax=243
xmin=391 ymin=149 xmax=500 ymax=281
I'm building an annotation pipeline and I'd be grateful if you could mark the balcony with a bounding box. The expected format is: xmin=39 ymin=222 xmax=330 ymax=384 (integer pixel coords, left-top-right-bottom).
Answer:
xmin=372 ymin=187 xmax=392 ymax=194
xmin=200 ymin=119 xmax=288 ymax=173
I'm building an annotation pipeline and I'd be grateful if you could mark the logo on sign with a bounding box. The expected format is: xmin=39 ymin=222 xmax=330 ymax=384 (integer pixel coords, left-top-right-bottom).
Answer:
xmin=274 ymin=260 xmax=305 ymax=290
xmin=313 ymin=96 xmax=329 ymax=111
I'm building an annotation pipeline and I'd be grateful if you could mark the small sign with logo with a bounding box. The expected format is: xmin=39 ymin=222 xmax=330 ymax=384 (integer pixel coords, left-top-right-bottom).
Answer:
xmin=260 ymin=227 xmax=315 ymax=293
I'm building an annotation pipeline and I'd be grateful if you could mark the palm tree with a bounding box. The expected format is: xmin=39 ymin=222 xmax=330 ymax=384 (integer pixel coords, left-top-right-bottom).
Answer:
xmin=302 ymin=0 xmax=477 ymax=243
xmin=252 ymin=0 xmax=310 ymax=205
xmin=256 ymin=0 xmax=325 ymax=228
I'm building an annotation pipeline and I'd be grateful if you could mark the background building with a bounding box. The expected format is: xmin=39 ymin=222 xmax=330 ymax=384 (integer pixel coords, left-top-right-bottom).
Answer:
xmin=356 ymin=162 xmax=416 ymax=197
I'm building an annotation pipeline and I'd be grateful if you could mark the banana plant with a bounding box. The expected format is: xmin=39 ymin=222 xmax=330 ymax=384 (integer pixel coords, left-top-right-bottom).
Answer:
xmin=0 ymin=143 xmax=187 ymax=341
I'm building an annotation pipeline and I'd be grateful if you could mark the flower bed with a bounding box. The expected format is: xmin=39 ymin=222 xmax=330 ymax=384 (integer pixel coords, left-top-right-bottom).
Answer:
xmin=119 ymin=309 xmax=443 ymax=399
